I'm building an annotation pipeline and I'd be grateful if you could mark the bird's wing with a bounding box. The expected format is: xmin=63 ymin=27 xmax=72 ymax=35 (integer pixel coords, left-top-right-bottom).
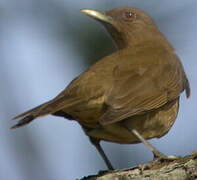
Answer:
xmin=100 ymin=52 xmax=188 ymax=125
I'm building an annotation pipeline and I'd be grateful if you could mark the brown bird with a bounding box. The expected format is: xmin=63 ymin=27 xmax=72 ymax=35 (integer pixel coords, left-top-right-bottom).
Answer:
xmin=11 ymin=7 xmax=190 ymax=170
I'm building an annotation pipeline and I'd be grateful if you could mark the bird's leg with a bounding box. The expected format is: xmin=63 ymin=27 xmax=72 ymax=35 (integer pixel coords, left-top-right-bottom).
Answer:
xmin=81 ymin=125 xmax=114 ymax=170
xmin=123 ymin=124 xmax=164 ymax=158
xmin=89 ymin=137 xmax=114 ymax=170
xmin=125 ymin=127 xmax=179 ymax=162
xmin=127 ymin=128 xmax=165 ymax=159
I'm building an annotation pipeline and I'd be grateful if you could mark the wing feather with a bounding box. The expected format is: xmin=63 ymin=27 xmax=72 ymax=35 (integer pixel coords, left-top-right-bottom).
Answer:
xmin=100 ymin=52 xmax=187 ymax=125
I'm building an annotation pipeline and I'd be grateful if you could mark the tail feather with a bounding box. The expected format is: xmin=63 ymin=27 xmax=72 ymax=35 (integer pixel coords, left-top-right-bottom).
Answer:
xmin=11 ymin=101 xmax=50 ymax=129
xmin=11 ymin=115 xmax=35 ymax=129
xmin=11 ymin=95 xmax=83 ymax=129
xmin=12 ymin=101 xmax=50 ymax=120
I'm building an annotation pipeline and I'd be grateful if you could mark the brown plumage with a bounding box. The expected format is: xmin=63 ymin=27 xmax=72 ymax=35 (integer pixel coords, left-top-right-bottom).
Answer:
xmin=11 ymin=7 xmax=190 ymax=169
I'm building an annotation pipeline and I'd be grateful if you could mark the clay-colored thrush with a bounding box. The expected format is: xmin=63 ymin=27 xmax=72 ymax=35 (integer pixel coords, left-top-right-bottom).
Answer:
xmin=11 ymin=7 xmax=190 ymax=170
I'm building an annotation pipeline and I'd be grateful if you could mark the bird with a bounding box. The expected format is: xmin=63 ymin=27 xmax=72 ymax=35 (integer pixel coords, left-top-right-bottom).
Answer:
xmin=11 ymin=7 xmax=190 ymax=170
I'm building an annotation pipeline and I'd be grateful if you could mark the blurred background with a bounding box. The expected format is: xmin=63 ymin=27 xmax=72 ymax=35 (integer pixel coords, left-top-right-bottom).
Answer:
xmin=0 ymin=0 xmax=196 ymax=179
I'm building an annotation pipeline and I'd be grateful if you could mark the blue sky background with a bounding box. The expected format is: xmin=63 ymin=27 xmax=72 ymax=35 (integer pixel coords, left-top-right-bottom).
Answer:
xmin=0 ymin=0 xmax=196 ymax=179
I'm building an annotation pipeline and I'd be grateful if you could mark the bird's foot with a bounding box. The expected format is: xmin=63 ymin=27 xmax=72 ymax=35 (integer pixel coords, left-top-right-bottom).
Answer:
xmin=154 ymin=154 xmax=180 ymax=162
xmin=137 ymin=155 xmax=179 ymax=174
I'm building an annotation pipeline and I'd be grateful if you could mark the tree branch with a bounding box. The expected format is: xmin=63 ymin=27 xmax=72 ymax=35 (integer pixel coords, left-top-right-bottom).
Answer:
xmin=81 ymin=153 xmax=197 ymax=180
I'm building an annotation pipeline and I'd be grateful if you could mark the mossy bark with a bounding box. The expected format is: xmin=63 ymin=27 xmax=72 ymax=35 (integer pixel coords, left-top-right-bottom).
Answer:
xmin=81 ymin=153 xmax=197 ymax=180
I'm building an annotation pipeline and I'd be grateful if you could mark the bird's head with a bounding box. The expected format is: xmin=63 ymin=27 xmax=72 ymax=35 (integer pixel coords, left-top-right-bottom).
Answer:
xmin=81 ymin=7 xmax=165 ymax=49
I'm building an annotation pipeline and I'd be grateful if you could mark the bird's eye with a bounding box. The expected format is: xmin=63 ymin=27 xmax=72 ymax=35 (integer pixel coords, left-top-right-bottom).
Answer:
xmin=123 ymin=11 xmax=136 ymax=21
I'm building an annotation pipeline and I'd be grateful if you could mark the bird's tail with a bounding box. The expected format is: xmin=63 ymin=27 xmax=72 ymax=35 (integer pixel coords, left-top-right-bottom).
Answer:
xmin=11 ymin=95 xmax=82 ymax=129
xmin=11 ymin=115 xmax=35 ymax=129
xmin=11 ymin=101 xmax=52 ymax=129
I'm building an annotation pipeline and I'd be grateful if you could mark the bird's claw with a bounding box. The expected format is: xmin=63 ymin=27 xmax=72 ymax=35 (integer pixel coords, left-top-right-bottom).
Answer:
xmin=154 ymin=155 xmax=180 ymax=162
